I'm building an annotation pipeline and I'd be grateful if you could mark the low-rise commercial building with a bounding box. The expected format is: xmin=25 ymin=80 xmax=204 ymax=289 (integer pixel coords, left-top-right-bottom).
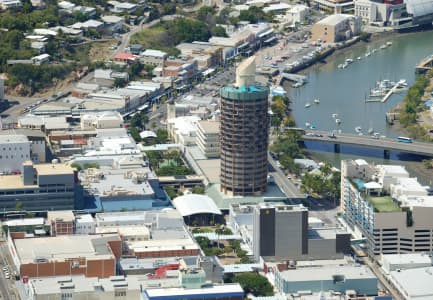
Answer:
xmin=80 ymin=111 xmax=124 ymax=130
xmin=25 ymin=275 xmax=141 ymax=300
xmin=47 ymin=211 xmax=75 ymax=236
xmin=311 ymin=14 xmax=361 ymax=43
xmin=140 ymin=49 xmax=167 ymax=66
xmin=274 ymin=261 xmax=377 ymax=295
xmin=142 ymin=284 xmax=244 ymax=300
xmin=8 ymin=233 xmax=121 ymax=278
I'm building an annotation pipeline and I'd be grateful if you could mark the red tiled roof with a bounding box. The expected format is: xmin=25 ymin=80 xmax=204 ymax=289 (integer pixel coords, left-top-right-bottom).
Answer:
xmin=113 ymin=53 xmax=138 ymax=60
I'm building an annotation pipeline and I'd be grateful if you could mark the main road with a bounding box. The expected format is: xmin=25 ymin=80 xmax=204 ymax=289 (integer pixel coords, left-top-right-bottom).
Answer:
xmin=301 ymin=130 xmax=433 ymax=157
xmin=268 ymin=154 xmax=306 ymax=200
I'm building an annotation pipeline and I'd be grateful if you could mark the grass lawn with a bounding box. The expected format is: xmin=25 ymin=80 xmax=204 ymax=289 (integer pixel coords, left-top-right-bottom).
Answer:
xmin=367 ymin=196 xmax=401 ymax=212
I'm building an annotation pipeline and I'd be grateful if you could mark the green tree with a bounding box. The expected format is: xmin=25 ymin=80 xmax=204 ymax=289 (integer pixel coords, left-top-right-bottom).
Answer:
xmin=191 ymin=185 xmax=205 ymax=194
xmin=212 ymin=26 xmax=228 ymax=37
xmin=70 ymin=163 xmax=82 ymax=171
xmin=232 ymin=273 xmax=274 ymax=296
xmin=164 ymin=186 xmax=177 ymax=199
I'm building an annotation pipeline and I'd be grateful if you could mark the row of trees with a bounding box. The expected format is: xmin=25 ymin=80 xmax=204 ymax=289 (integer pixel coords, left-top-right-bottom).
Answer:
xmin=270 ymin=130 xmax=304 ymax=175
xmin=270 ymin=95 xmax=296 ymax=128
xmin=399 ymin=73 xmax=431 ymax=141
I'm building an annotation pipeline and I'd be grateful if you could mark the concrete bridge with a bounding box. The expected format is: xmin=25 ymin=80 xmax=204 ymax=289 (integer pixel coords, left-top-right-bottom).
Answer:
xmin=300 ymin=130 xmax=433 ymax=158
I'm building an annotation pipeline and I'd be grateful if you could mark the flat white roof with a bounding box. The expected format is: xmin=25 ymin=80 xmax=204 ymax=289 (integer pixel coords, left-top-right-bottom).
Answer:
xmin=141 ymin=49 xmax=167 ymax=58
xmin=382 ymin=253 xmax=433 ymax=266
xmin=389 ymin=267 xmax=433 ymax=299
xmin=316 ymin=14 xmax=353 ymax=26
xmin=3 ymin=218 xmax=44 ymax=227
xmin=278 ymin=265 xmax=376 ymax=281
xmin=144 ymin=284 xmax=244 ymax=297
xmin=173 ymin=194 xmax=222 ymax=217
xmin=14 ymin=234 xmax=119 ymax=263
xmin=0 ymin=134 xmax=28 ymax=143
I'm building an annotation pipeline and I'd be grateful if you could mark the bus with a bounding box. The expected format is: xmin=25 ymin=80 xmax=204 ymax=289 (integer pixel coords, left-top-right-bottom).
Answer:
xmin=396 ymin=136 xmax=412 ymax=143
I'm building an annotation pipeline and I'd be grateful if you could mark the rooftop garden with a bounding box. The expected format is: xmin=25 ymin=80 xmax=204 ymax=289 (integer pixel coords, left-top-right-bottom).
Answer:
xmin=367 ymin=196 xmax=402 ymax=213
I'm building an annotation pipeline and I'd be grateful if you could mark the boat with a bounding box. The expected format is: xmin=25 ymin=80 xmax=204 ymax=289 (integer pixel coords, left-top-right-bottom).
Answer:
xmin=314 ymin=99 xmax=320 ymax=104
xmin=309 ymin=124 xmax=316 ymax=130
xmin=340 ymin=62 xmax=348 ymax=69
xmin=372 ymin=49 xmax=377 ymax=53
xmin=365 ymin=52 xmax=371 ymax=57
xmin=305 ymin=103 xmax=311 ymax=108
xmin=380 ymin=44 xmax=387 ymax=49
xmin=397 ymin=79 xmax=408 ymax=87
xmin=335 ymin=118 xmax=341 ymax=125
xmin=370 ymin=88 xmax=386 ymax=97
xmin=386 ymin=41 xmax=393 ymax=46
xmin=368 ymin=127 xmax=374 ymax=134
xmin=355 ymin=126 xmax=362 ymax=133
xmin=292 ymin=82 xmax=302 ymax=88
xmin=345 ymin=58 xmax=354 ymax=64
xmin=337 ymin=64 xmax=344 ymax=69
xmin=332 ymin=113 xmax=338 ymax=118
xmin=305 ymin=122 xmax=311 ymax=128
xmin=357 ymin=56 xmax=362 ymax=60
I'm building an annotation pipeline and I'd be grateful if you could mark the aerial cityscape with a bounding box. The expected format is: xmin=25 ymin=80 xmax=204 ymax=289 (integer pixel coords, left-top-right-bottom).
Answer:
xmin=0 ymin=0 xmax=433 ymax=298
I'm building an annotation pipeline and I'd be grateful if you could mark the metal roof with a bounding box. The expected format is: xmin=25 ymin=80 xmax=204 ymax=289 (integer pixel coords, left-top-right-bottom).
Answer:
xmin=172 ymin=194 xmax=222 ymax=216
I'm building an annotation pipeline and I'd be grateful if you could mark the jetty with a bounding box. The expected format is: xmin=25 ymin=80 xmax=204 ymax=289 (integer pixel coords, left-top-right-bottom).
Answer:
xmin=415 ymin=54 xmax=433 ymax=74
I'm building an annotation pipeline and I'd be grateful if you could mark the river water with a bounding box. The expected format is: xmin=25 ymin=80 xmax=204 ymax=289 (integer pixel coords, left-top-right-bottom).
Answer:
xmin=285 ymin=30 xmax=433 ymax=184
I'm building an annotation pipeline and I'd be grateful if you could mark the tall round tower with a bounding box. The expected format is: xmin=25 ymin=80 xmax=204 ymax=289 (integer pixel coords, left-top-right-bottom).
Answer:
xmin=219 ymin=56 xmax=269 ymax=196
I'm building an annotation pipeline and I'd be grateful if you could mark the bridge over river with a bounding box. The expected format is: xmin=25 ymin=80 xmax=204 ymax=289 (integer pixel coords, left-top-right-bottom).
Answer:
xmin=299 ymin=130 xmax=433 ymax=158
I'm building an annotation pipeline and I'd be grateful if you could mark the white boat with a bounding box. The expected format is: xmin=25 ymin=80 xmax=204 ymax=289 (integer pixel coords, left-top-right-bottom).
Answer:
xmin=292 ymin=82 xmax=302 ymax=88
xmin=337 ymin=64 xmax=344 ymax=69
xmin=397 ymin=79 xmax=408 ymax=87
xmin=314 ymin=99 xmax=320 ymax=104
xmin=332 ymin=113 xmax=338 ymax=118
xmin=357 ymin=56 xmax=362 ymax=60
xmin=370 ymin=88 xmax=385 ymax=97
xmin=365 ymin=52 xmax=371 ymax=57
xmin=310 ymin=124 xmax=316 ymax=130
xmin=368 ymin=127 xmax=374 ymax=134
xmin=355 ymin=126 xmax=362 ymax=133
xmin=305 ymin=122 xmax=311 ymax=128
xmin=335 ymin=118 xmax=341 ymax=125
xmin=305 ymin=103 xmax=311 ymax=108
xmin=345 ymin=58 xmax=354 ymax=64
xmin=341 ymin=62 xmax=348 ymax=69
xmin=372 ymin=49 xmax=377 ymax=53
xmin=386 ymin=41 xmax=393 ymax=46
xmin=380 ymin=44 xmax=387 ymax=49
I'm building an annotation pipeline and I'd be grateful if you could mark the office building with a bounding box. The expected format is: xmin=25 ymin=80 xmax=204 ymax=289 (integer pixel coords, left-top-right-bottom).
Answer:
xmin=0 ymin=161 xmax=79 ymax=211
xmin=0 ymin=135 xmax=31 ymax=174
xmin=196 ymin=120 xmax=220 ymax=158
xmin=251 ymin=203 xmax=350 ymax=260
xmin=341 ymin=159 xmax=433 ymax=259
xmin=311 ymin=14 xmax=361 ymax=43
xmin=47 ymin=211 xmax=75 ymax=235
xmin=219 ymin=56 xmax=269 ymax=196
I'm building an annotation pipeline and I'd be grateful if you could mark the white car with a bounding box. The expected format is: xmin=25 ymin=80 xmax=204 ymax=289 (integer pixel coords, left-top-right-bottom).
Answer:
xmin=2 ymin=267 xmax=8 ymax=272
xmin=4 ymin=275 xmax=9 ymax=280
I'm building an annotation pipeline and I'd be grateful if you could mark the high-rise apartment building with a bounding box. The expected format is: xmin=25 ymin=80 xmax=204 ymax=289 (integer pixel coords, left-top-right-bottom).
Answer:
xmin=219 ymin=56 xmax=269 ymax=196
xmin=341 ymin=159 xmax=433 ymax=259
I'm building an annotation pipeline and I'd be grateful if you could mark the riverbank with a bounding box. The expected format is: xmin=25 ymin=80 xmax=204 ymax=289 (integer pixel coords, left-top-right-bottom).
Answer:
xmin=284 ymin=28 xmax=433 ymax=184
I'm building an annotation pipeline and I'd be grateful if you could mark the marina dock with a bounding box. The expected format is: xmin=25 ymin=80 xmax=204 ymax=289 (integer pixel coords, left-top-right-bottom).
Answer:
xmin=415 ymin=54 xmax=433 ymax=74
xmin=381 ymin=82 xmax=401 ymax=102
